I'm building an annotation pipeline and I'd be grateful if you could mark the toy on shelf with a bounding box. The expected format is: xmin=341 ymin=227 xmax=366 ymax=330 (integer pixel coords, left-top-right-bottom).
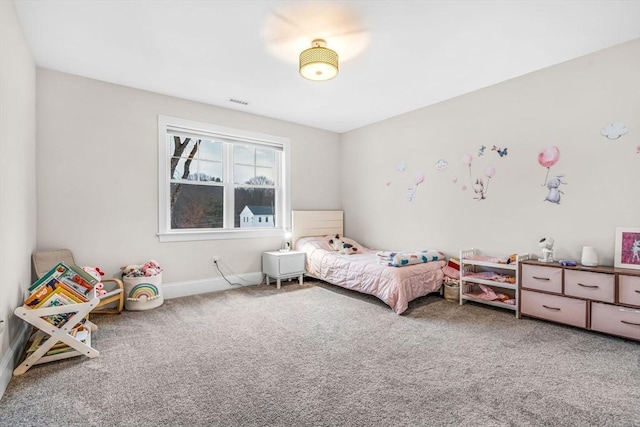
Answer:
xmin=538 ymin=237 xmax=554 ymax=263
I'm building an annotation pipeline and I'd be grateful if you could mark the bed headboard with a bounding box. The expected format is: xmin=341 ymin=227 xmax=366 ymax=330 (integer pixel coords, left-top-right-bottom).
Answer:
xmin=291 ymin=210 xmax=343 ymax=247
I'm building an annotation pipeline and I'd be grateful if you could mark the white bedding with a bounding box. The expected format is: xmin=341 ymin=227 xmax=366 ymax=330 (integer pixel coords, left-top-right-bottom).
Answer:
xmin=295 ymin=236 xmax=445 ymax=314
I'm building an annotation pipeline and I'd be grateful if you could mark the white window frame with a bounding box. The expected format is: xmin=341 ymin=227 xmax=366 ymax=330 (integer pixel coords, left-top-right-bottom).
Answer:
xmin=158 ymin=115 xmax=290 ymax=242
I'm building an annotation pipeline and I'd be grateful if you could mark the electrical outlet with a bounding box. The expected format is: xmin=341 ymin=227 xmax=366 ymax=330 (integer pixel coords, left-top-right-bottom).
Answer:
xmin=212 ymin=256 xmax=220 ymax=265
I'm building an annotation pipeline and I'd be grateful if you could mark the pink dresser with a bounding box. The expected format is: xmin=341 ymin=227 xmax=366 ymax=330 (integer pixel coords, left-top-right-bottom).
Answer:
xmin=519 ymin=260 xmax=640 ymax=341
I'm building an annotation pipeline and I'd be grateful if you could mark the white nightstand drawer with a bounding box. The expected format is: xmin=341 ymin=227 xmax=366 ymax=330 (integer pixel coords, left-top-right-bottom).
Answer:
xmin=619 ymin=275 xmax=640 ymax=307
xmin=278 ymin=253 xmax=305 ymax=275
xmin=521 ymin=264 xmax=562 ymax=293
xmin=564 ymin=270 xmax=614 ymax=303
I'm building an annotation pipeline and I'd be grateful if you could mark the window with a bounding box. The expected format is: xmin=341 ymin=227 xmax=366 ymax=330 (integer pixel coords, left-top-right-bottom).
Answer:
xmin=158 ymin=116 xmax=290 ymax=242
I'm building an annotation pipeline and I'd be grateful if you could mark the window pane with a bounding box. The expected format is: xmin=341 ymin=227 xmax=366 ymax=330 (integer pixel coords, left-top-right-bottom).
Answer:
xmin=256 ymin=148 xmax=275 ymax=167
xmin=255 ymin=167 xmax=276 ymax=183
xmin=234 ymin=164 xmax=254 ymax=184
xmin=170 ymin=137 xmax=199 ymax=181
xmin=171 ymin=183 xmax=223 ymax=229
xmin=234 ymin=145 xmax=254 ymax=165
xmin=235 ymin=188 xmax=275 ymax=228
xmin=199 ymin=139 xmax=222 ymax=162
xmin=199 ymin=160 xmax=223 ymax=182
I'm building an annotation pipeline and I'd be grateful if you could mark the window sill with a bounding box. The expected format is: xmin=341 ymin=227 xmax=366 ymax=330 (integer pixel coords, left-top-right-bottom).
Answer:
xmin=158 ymin=228 xmax=283 ymax=242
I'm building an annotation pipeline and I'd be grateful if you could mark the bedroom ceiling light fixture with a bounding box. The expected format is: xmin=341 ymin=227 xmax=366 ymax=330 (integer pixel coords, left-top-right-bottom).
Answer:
xmin=299 ymin=39 xmax=338 ymax=81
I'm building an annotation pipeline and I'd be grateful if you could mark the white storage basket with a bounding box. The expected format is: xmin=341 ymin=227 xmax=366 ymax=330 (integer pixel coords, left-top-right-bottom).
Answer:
xmin=122 ymin=272 xmax=163 ymax=311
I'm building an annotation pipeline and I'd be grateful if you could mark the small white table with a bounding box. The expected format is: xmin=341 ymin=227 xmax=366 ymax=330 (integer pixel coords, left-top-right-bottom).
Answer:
xmin=262 ymin=250 xmax=305 ymax=289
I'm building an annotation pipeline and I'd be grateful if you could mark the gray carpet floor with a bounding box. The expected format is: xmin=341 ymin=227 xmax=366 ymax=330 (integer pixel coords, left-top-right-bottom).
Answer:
xmin=1 ymin=280 xmax=639 ymax=427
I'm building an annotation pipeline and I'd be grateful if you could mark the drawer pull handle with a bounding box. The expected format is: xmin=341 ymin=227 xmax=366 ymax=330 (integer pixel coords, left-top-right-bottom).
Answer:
xmin=577 ymin=283 xmax=599 ymax=289
xmin=621 ymin=320 xmax=640 ymax=327
xmin=635 ymin=290 xmax=640 ymax=294
xmin=542 ymin=305 xmax=561 ymax=311
xmin=532 ymin=276 xmax=550 ymax=281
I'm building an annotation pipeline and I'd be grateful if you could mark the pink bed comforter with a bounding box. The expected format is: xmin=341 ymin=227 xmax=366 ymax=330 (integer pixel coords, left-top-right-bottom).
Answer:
xmin=295 ymin=236 xmax=445 ymax=314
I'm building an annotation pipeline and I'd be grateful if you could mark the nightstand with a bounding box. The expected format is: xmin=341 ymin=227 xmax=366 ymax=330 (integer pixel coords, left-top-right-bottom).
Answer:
xmin=262 ymin=250 xmax=305 ymax=289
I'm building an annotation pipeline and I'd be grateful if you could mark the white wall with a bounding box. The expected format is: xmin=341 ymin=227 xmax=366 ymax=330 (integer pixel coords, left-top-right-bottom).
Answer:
xmin=0 ymin=0 xmax=37 ymax=394
xmin=36 ymin=69 xmax=341 ymax=283
xmin=341 ymin=39 xmax=640 ymax=265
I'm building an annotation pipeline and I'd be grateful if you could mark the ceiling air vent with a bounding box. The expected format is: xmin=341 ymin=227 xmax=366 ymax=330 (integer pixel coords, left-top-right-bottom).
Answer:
xmin=228 ymin=98 xmax=249 ymax=106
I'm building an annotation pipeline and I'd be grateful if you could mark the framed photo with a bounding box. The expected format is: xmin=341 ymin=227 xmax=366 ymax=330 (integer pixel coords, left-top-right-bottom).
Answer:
xmin=614 ymin=227 xmax=640 ymax=270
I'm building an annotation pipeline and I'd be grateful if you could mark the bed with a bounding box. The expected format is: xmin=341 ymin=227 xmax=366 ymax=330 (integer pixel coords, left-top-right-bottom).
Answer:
xmin=292 ymin=210 xmax=445 ymax=314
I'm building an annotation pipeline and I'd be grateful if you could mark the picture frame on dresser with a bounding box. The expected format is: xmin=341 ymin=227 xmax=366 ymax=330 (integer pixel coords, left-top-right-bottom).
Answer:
xmin=614 ymin=227 xmax=640 ymax=270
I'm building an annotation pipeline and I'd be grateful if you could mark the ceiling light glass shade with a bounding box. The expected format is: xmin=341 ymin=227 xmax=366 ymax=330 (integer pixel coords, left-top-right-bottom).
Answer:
xmin=299 ymin=39 xmax=339 ymax=81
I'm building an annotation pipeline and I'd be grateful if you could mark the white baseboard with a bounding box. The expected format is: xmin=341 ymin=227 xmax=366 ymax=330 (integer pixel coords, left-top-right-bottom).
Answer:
xmin=161 ymin=271 xmax=263 ymax=299
xmin=0 ymin=321 xmax=31 ymax=400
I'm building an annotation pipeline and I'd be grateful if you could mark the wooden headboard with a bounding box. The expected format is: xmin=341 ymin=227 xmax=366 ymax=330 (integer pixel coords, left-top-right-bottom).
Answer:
xmin=291 ymin=210 xmax=343 ymax=247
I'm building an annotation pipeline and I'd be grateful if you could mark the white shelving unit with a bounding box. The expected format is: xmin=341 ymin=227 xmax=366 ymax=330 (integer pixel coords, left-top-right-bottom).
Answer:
xmin=459 ymin=249 xmax=529 ymax=318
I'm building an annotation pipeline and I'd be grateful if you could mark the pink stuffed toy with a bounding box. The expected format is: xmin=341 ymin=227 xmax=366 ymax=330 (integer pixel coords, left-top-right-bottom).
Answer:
xmin=82 ymin=266 xmax=107 ymax=297
xmin=141 ymin=259 xmax=163 ymax=277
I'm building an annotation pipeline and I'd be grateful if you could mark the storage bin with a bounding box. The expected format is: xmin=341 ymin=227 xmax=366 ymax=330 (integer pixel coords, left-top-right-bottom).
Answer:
xmin=122 ymin=272 xmax=163 ymax=311
xmin=444 ymin=282 xmax=460 ymax=302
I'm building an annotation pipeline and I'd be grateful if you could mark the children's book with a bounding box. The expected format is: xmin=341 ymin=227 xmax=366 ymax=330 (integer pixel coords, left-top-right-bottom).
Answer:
xmin=24 ymin=278 xmax=89 ymax=308
xmin=28 ymin=262 xmax=98 ymax=295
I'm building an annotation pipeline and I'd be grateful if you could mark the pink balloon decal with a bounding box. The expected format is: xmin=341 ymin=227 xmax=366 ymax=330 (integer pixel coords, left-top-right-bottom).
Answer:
xmin=461 ymin=153 xmax=473 ymax=165
xmin=484 ymin=166 xmax=495 ymax=178
xmin=414 ymin=171 xmax=425 ymax=186
xmin=538 ymin=146 xmax=560 ymax=185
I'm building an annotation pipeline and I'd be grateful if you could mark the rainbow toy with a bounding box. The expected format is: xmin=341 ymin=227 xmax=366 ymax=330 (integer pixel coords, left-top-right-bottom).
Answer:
xmin=127 ymin=283 xmax=160 ymax=301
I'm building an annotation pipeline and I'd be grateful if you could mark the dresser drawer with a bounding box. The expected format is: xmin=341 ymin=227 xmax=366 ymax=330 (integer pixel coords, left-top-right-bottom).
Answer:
xmin=564 ymin=270 xmax=614 ymax=303
xmin=521 ymin=264 xmax=562 ymax=293
xmin=619 ymin=275 xmax=640 ymax=307
xmin=521 ymin=290 xmax=587 ymax=328
xmin=591 ymin=302 xmax=640 ymax=341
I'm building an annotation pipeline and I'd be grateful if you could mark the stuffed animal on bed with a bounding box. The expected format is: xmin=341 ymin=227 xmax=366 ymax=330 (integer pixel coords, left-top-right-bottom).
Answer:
xmin=329 ymin=234 xmax=358 ymax=255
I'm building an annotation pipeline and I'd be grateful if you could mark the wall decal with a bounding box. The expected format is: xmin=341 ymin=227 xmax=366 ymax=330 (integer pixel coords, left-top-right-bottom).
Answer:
xmin=538 ymin=146 xmax=560 ymax=186
xmin=544 ymin=175 xmax=567 ymax=204
xmin=395 ymin=160 xmax=407 ymax=172
xmin=405 ymin=171 xmax=425 ymax=202
xmin=472 ymin=166 xmax=496 ymax=200
xmin=636 ymin=145 xmax=640 ymax=154
xmin=461 ymin=153 xmax=473 ymax=181
xmin=460 ymin=153 xmax=496 ymax=200
xmin=601 ymin=121 xmax=628 ymax=140
xmin=492 ymin=145 xmax=508 ymax=157
xmin=478 ymin=145 xmax=486 ymax=156
xmin=407 ymin=187 xmax=415 ymax=202
xmin=435 ymin=159 xmax=448 ymax=171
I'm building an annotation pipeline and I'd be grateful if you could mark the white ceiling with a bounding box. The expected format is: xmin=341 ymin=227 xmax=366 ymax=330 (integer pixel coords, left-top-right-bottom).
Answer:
xmin=14 ymin=0 xmax=640 ymax=133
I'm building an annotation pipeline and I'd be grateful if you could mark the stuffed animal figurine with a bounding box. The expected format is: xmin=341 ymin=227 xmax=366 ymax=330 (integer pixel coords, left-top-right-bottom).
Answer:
xmin=538 ymin=237 xmax=555 ymax=263
xmin=141 ymin=259 xmax=163 ymax=277
xmin=82 ymin=266 xmax=107 ymax=296
xmin=329 ymin=234 xmax=358 ymax=255
xmin=121 ymin=264 xmax=143 ymax=277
